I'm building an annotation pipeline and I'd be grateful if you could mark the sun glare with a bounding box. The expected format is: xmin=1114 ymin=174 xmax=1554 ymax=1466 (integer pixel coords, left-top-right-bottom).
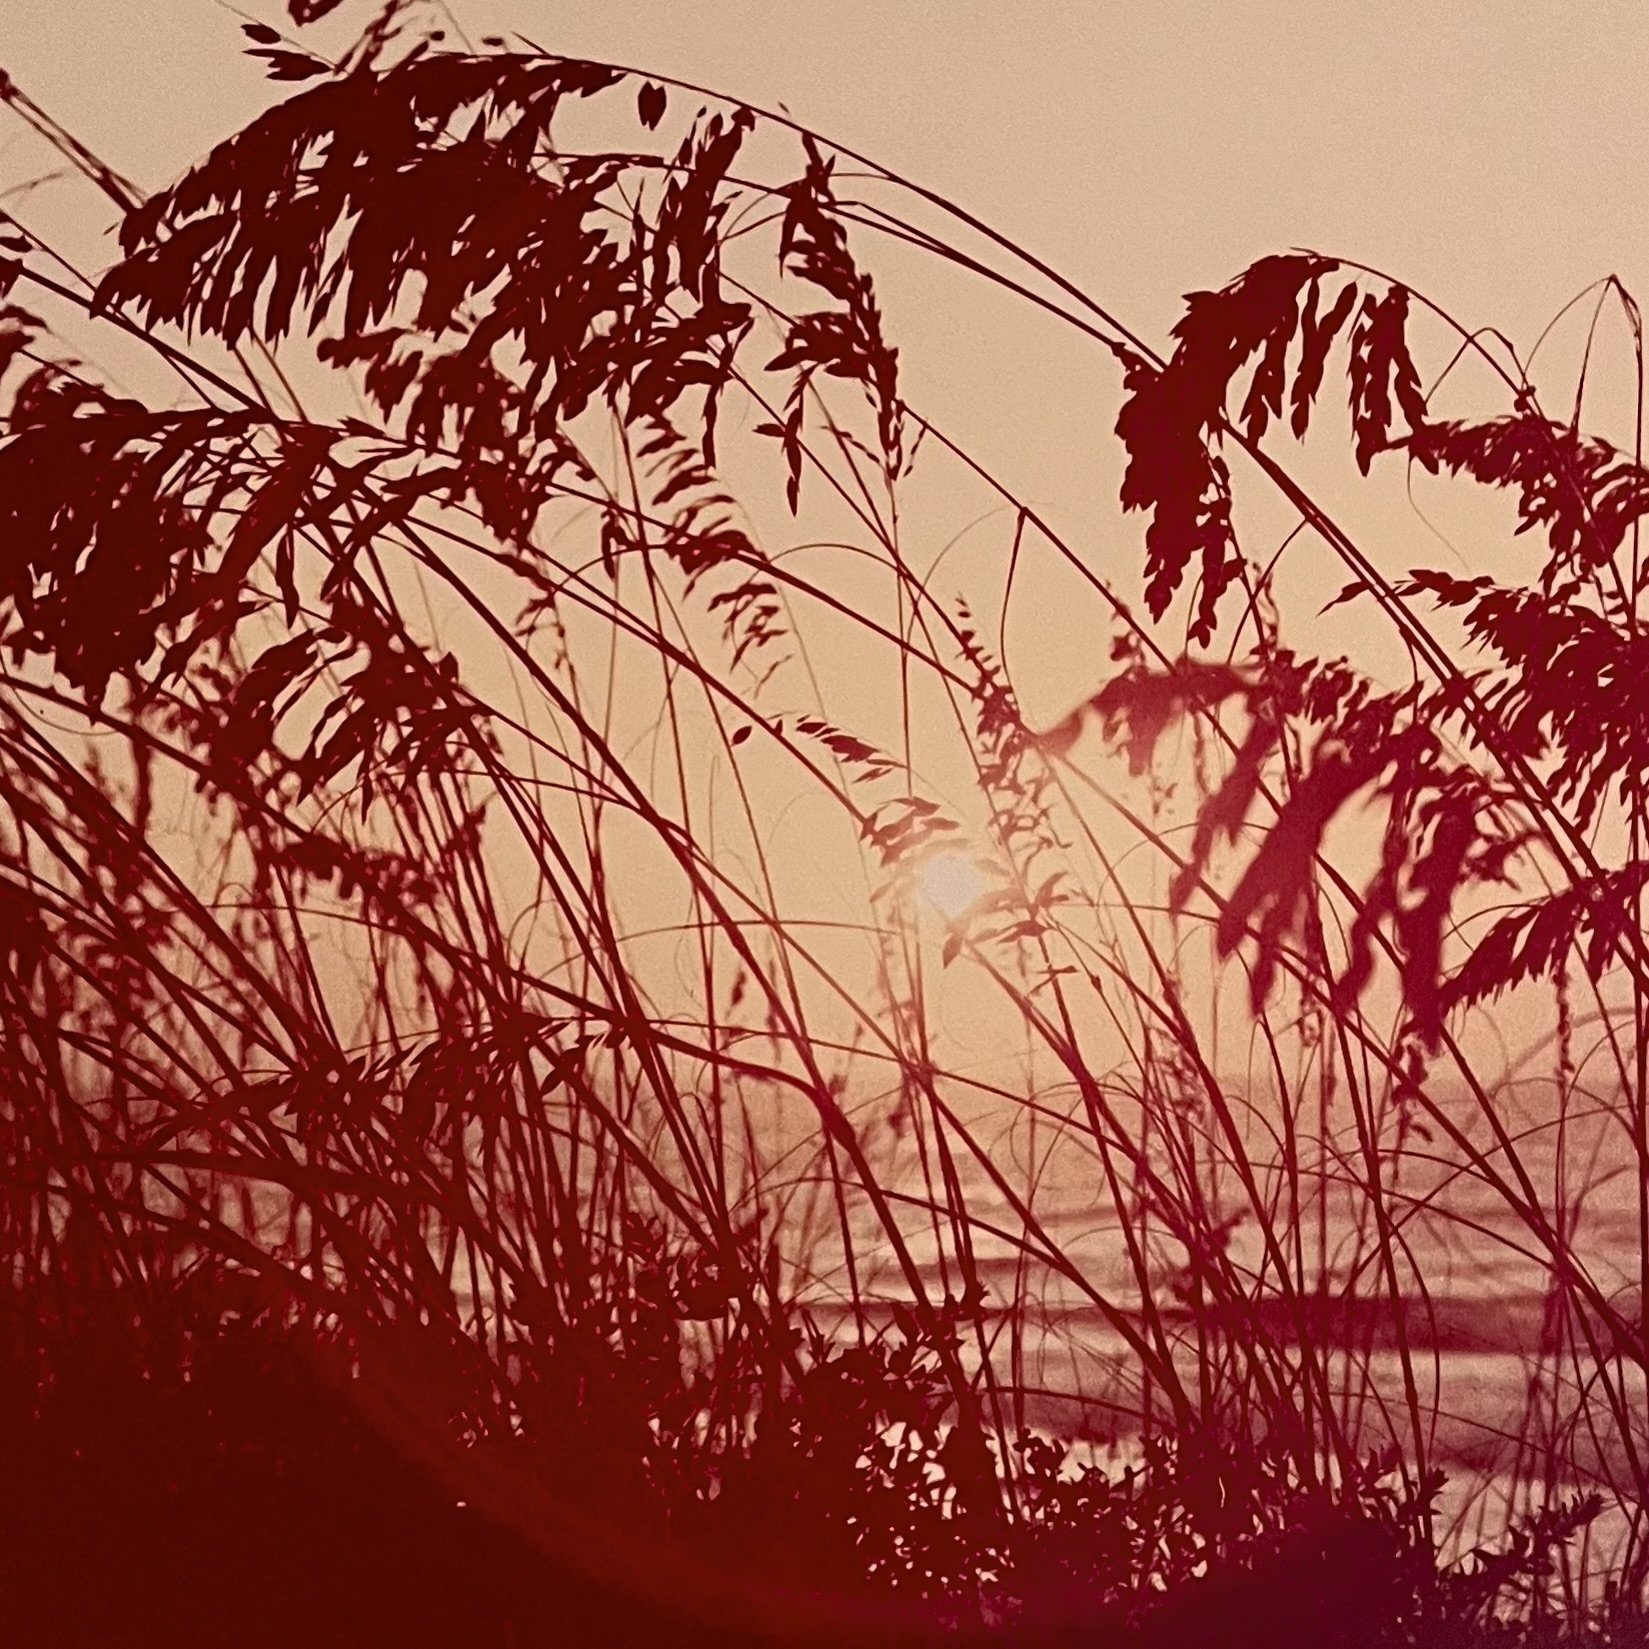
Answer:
xmin=914 ymin=851 xmax=992 ymax=922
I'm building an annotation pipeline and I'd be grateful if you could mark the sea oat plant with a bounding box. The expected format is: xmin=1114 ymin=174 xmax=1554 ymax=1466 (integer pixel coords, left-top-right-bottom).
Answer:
xmin=2 ymin=4 xmax=1648 ymax=1639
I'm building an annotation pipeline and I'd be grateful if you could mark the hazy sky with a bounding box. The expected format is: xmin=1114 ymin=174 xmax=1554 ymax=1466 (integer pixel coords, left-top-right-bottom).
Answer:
xmin=4 ymin=0 xmax=1648 ymax=345
xmin=7 ymin=2 xmax=1647 ymax=577
xmin=1 ymin=0 xmax=1638 ymax=1080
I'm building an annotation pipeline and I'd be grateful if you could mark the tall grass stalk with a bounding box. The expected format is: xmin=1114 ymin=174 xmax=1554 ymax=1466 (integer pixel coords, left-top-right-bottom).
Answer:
xmin=1 ymin=7 xmax=1646 ymax=1636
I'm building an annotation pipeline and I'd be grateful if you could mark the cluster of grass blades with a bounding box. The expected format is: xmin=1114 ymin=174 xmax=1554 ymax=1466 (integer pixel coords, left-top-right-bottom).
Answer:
xmin=2 ymin=2 xmax=1649 ymax=1640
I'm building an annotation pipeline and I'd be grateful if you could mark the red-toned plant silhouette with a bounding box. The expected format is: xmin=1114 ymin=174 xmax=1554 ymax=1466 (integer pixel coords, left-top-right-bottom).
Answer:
xmin=1 ymin=2 xmax=1646 ymax=1640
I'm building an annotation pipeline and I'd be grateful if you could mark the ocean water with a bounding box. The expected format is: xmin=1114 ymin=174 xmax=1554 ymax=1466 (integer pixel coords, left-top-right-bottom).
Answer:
xmin=795 ymin=1074 xmax=1648 ymax=1565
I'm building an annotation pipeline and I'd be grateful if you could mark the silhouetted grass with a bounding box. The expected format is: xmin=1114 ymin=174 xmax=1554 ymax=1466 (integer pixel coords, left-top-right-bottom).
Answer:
xmin=1 ymin=3 xmax=1647 ymax=1641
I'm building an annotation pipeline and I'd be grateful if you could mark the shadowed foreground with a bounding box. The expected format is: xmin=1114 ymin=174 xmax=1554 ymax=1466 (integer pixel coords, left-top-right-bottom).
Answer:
xmin=1 ymin=1294 xmax=1636 ymax=1648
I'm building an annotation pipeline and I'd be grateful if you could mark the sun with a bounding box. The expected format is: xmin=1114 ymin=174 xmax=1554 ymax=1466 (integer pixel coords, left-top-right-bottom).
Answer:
xmin=914 ymin=851 xmax=992 ymax=922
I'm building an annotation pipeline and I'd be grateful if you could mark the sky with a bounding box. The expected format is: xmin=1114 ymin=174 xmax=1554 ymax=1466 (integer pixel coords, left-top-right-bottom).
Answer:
xmin=4 ymin=0 xmax=1648 ymax=346
xmin=6 ymin=2 xmax=1647 ymax=599
xmin=0 ymin=0 xmax=1641 ymax=1085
